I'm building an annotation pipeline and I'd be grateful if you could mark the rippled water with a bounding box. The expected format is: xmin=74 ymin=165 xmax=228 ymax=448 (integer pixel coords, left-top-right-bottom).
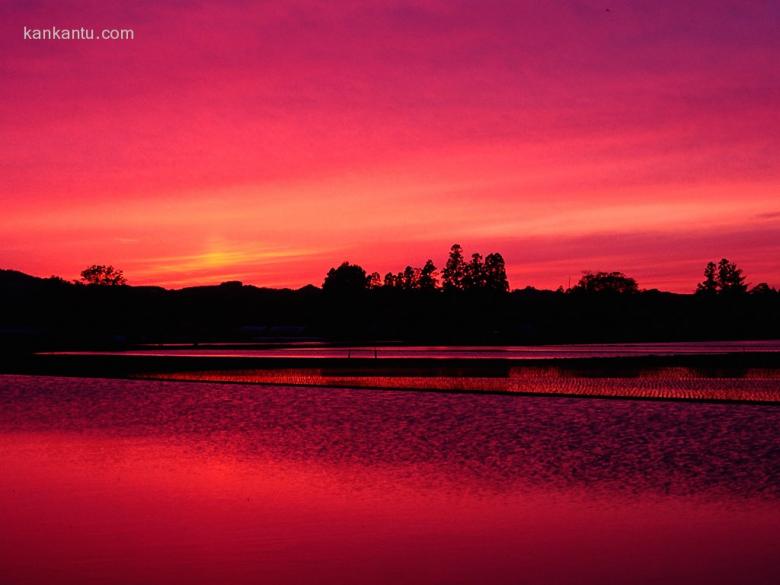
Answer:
xmin=148 ymin=367 xmax=780 ymax=402
xmin=1 ymin=375 xmax=778 ymax=584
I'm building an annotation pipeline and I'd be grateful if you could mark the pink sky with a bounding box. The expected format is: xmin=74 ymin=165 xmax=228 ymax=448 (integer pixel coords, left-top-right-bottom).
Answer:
xmin=1 ymin=1 xmax=779 ymax=291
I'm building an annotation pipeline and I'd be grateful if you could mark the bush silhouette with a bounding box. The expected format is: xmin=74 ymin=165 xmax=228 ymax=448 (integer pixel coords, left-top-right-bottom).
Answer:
xmin=80 ymin=265 xmax=127 ymax=286
xmin=323 ymin=262 xmax=369 ymax=294
xmin=572 ymin=271 xmax=638 ymax=294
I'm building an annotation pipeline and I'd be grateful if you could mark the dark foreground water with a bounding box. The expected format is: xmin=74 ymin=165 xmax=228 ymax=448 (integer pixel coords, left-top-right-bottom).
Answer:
xmin=47 ymin=339 xmax=780 ymax=359
xmin=0 ymin=375 xmax=778 ymax=585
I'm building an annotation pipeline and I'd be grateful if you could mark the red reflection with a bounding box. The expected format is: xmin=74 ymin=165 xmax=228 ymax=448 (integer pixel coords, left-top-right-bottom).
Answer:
xmin=1 ymin=433 xmax=778 ymax=585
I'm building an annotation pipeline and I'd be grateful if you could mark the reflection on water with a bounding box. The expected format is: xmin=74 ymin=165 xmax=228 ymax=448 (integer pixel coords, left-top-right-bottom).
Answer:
xmin=147 ymin=367 xmax=780 ymax=402
xmin=0 ymin=375 xmax=778 ymax=584
xmin=44 ymin=339 xmax=780 ymax=359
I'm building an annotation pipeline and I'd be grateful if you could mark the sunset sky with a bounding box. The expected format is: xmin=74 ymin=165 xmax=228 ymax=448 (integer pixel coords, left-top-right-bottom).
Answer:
xmin=1 ymin=0 xmax=779 ymax=291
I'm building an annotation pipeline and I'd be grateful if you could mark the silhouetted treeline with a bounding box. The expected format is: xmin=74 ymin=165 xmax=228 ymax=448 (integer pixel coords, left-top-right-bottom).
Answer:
xmin=323 ymin=245 xmax=510 ymax=293
xmin=1 ymin=251 xmax=779 ymax=351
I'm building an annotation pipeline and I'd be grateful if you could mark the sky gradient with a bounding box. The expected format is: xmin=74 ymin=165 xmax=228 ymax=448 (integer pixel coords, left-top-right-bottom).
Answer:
xmin=1 ymin=0 xmax=779 ymax=291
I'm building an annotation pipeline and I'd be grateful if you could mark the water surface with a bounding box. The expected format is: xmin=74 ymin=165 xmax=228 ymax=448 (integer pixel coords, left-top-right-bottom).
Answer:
xmin=0 ymin=375 xmax=778 ymax=584
xmin=46 ymin=339 xmax=780 ymax=359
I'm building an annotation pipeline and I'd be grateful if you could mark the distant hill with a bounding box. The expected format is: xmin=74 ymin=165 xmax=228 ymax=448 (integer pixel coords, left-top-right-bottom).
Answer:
xmin=0 ymin=268 xmax=48 ymax=287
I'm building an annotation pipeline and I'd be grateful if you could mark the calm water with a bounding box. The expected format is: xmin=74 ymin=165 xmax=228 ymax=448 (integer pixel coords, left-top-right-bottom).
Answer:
xmin=0 ymin=375 xmax=778 ymax=584
xmin=46 ymin=339 xmax=780 ymax=359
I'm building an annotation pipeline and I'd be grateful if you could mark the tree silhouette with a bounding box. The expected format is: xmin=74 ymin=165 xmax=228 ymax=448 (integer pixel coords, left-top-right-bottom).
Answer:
xmin=323 ymin=262 xmax=369 ymax=294
xmin=484 ymin=253 xmax=509 ymax=292
xmin=696 ymin=262 xmax=719 ymax=295
xmin=463 ymin=253 xmax=485 ymax=289
xmin=367 ymin=271 xmax=382 ymax=289
xmin=440 ymin=246 xmax=509 ymax=292
xmin=717 ymin=258 xmax=747 ymax=294
xmin=418 ymin=259 xmax=438 ymax=290
xmin=399 ymin=266 xmax=419 ymax=289
xmin=382 ymin=260 xmax=437 ymax=290
xmin=572 ymin=271 xmax=638 ymax=294
xmin=383 ymin=269 xmax=406 ymax=289
xmin=696 ymin=258 xmax=747 ymax=295
xmin=442 ymin=244 xmax=465 ymax=290
xmin=80 ymin=265 xmax=127 ymax=286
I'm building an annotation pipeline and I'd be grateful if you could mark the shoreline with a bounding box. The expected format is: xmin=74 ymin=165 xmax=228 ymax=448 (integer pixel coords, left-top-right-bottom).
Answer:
xmin=4 ymin=350 xmax=780 ymax=404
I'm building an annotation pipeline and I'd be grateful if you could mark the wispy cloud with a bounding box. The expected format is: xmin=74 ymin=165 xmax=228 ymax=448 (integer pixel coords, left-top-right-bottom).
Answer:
xmin=755 ymin=211 xmax=780 ymax=220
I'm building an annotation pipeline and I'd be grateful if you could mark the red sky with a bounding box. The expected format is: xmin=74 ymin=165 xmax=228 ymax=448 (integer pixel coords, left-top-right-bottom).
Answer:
xmin=1 ymin=1 xmax=779 ymax=291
